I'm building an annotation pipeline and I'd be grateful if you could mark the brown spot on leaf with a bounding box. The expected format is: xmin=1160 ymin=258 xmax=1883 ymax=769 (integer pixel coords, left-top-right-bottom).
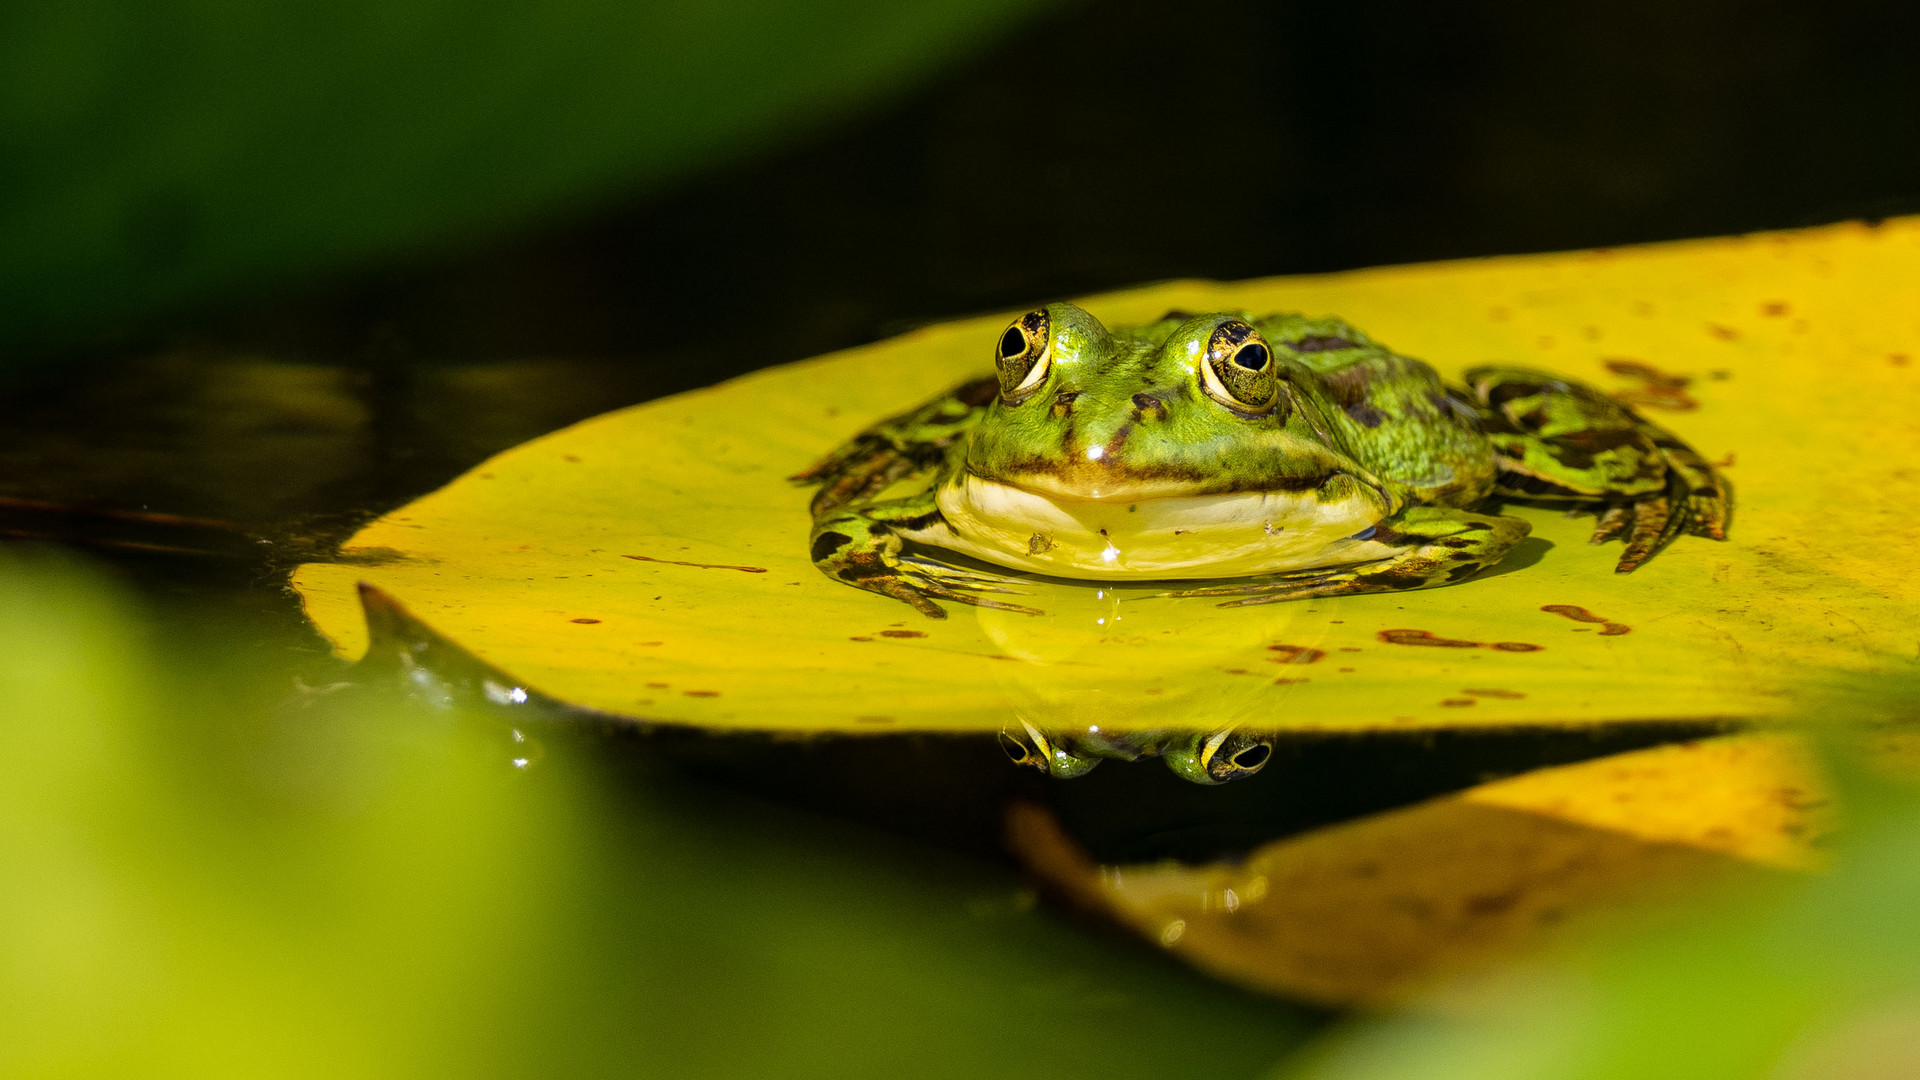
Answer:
xmin=1760 ymin=301 xmax=1789 ymax=317
xmin=1542 ymin=604 xmax=1631 ymax=635
xmin=1464 ymin=688 xmax=1527 ymax=699
xmin=880 ymin=629 xmax=927 ymax=639
xmin=1439 ymin=698 xmax=1477 ymax=707
xmin=626 ymin=554 xmax=768 ymax=573
xmin=1706 ymin=323 xmax=1740 ymax=341
xmin=1378 ymin=629 xmax=1480 ymax=648
xmin=570 ymin=617 xmax=601 ymax=624
xmin=1603 ymin=358 xmax=1698 ymax=411
xmin=1491 ymin=642 xmax=1544 ymax=652
xmin=683 ymin=690 xmax=721 ymax=698
xmin=854 ymin=715 xmax=895 ymax=724
xmin=849 ymin=636 xmax=874 ymax=642
xmin=1892 ymin=353 xmax=1911 ymax=367
xmin=1267 ymin=645 xmax=1325 ymax=664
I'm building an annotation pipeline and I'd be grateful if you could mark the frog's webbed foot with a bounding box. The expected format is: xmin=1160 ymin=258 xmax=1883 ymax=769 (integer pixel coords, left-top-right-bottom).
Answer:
xmin=812 ymin=515 xmax=1042 ymax=619
xmin=1463 ymin=365 xmax=1732 ymax=572
xmin=1160 ymin=508 xmax=1530 ymax=608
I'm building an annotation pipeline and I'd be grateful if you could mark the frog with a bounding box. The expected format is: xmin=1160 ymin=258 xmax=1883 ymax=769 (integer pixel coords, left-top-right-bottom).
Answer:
xmin=793 ymin=303 xmax=1730 ymax=619
xmin=998 ymin=721 xmax=1277 ymax=784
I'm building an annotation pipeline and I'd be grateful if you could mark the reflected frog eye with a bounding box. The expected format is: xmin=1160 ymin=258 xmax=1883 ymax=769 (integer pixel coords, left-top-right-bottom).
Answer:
xmin=994 ymin=309 xmax=1052 ymax=401
xmin=998 ymin=727 xmax=1045 ymax=770
xmin=1199 ymin=320 xmax=1278 ymax=412
xmin=1162 ymin=728 xmax=1276 ymax=785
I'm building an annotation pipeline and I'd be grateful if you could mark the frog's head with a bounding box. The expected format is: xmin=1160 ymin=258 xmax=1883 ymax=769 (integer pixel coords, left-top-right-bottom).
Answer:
xmin=1160 ymin=728 xmax=1276 ymax=785
xmin=964 ymin=303 xmax=1294 ymax=500
xmin=997 ymin=720 xmax=1102 ymax=779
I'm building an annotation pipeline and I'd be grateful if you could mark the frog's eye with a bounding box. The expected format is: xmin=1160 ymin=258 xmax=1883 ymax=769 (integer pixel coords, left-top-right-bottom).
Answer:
xmin=995 ymin=309 xmax=1052 ymax=402
xmin=1199 ymin=320 xmax=1278 ymax=413
xmin=1162 ymin=728 xmax=1275 ymax=785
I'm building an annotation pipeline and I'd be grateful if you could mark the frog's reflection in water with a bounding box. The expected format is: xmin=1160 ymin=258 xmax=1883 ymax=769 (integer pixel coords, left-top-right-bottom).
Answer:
xmin=973 ymin=580 xmax=1316 ymax=785
xmin=999 ymin=721 xmax=1276 ymax=784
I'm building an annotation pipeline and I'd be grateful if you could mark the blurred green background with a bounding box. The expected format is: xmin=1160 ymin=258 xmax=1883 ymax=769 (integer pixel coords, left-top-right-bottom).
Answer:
xmin=4 ymin=1 xmax=1920 ymax=1076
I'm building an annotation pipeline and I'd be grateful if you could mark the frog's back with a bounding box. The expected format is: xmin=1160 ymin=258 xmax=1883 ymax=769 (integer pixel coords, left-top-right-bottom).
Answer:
xmin=1255 ymin=313 xmax=1496 ymax=506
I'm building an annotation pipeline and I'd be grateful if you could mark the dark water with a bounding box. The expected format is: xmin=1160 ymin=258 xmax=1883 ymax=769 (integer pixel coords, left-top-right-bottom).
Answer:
xmin=3 ymin=0 xmax=1911 ymax=859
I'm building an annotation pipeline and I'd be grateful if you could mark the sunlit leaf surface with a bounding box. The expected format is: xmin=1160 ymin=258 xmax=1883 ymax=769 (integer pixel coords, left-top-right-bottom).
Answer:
xmin=296 ymin=219 xmax=1920 ymax=733
xmin=1007 ymin=734 xmax=1827 ymax=1007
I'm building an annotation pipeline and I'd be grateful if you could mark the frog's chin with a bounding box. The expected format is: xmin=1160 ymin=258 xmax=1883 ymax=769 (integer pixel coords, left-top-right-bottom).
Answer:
xmin=925 ymin=474 xmax=1396 ymax=580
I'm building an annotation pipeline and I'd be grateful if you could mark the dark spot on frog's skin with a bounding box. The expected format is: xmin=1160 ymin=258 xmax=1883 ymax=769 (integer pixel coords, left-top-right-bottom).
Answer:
xmin=1131 ymin=393 xmax=1168 ymax=420
xmin=1345 ymin=402 xmax=1388 ymax=428
xmin=1267 ymin=644 xmax=1325 ymax=664
xmin=811 ymin=532 xmax=853 ymax=561
xmin=1437 ymin=536 xmax=1475 ymax=549
xmin=1498 ymin=470 xmax=1588 ymax=498
xmin=1289 ymin=335 xmax=1357 ymax=352
xmin=1445 ymin=563 xmax=1483 ymax=582
xmin=1373 ymin=566 xmax=1440 ymax=589
xmin=1483 ymin=380 xmax=1555 ymax=408
xmin=891 ymin=510 xmax=945 ymax=532
xmin=570 ymin=617 xmax=601 ymax=624
xmin=1051 ymin=391 xmax=1080 ymax=418
xmin=1322 ymin=367 xmax=1371 ymax=408
xmin=1028 ymin=532 xmax=1053 ymax=554
xmin=880 ymin=629 xmax=926 ymax=639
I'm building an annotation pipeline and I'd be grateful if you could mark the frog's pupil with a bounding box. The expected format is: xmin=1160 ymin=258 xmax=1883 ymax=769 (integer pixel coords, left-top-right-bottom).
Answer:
xmin=1233 ymin=343 xmax=1269 ymax=371
xmin=1233 ymin=744 xmax=1271 ymax=769
xmin=998 ymin=326 xmax=1027 ymax=360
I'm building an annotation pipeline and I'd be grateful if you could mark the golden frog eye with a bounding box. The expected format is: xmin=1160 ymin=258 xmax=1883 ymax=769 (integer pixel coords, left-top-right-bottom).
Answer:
xmin=1199 ymin=320 xmax=1278 ymax=412
xmin=994 ymin=309 xmax=1052 ymax=401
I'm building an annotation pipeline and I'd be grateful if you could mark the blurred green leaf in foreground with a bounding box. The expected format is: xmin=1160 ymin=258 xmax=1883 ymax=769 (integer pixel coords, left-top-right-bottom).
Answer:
xmin=0 ymin=0 xmax=1057 ymax=357
xmin=1279 ymin=747 xmax=1920 ymax=1080
xmin=0 ymin=552 xmax=1308 ymax=1079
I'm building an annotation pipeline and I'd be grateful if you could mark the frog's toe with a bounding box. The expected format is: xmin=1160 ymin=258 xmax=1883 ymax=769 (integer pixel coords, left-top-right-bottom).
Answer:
xmin=902 ymin=567 xmax=1043 ymax=616
xmin=1588 ymin=504 xmax=1632 ymax=544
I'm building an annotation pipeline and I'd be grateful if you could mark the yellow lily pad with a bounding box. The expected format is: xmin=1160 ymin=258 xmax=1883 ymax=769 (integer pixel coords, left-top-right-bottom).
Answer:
xmin=1005 ymin=733 xmax=1828 ymax=1006
xmin=293 ymin=219 xmax=1920 ymax=733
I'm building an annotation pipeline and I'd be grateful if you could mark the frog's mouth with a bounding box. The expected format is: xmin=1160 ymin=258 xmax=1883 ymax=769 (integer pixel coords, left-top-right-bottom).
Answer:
xmin=925 ymin=474 xmax=1395 ymax=580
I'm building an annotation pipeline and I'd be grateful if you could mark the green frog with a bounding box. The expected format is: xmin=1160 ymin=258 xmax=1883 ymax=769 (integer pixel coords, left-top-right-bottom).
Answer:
xmin=794 ymin=304 xmax=1729 ymax=619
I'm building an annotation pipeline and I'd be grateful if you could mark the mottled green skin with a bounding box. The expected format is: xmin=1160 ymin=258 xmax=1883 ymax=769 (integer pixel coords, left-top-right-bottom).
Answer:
xmin=794 ymin=303 xmax=1730 ymax=621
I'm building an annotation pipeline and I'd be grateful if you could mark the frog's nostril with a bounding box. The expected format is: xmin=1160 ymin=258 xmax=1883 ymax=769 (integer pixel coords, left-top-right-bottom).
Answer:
xmin=1050 ymin=391 xmax=1080 ymax=418
xmin=1131 ymin=393 xmax=1168 ymax=420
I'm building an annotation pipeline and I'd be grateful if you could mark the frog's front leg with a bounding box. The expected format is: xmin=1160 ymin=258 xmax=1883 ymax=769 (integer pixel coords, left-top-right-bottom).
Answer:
xmin=1163 ymin=507 xmax=1530 ymax=607
xmin=810 ymin=493 xmax=1040 ymax=619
